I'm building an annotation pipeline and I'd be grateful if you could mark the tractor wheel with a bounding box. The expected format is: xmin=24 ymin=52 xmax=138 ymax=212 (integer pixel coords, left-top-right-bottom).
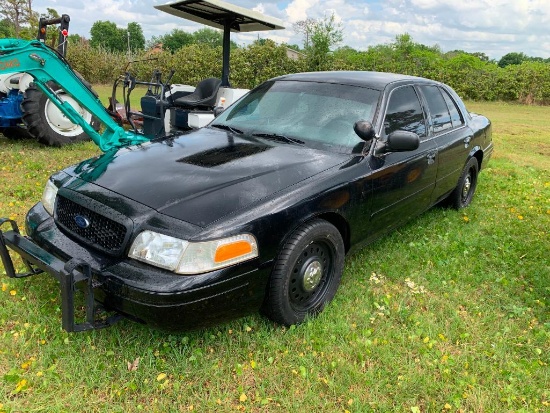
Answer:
xmin=1 ymin=126 xmax=34 ymax=140
xmin=21 ymin=79 xmax=100 ymax=147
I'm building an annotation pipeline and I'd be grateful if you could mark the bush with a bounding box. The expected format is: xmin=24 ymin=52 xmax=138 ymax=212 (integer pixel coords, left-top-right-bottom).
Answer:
xmin=67 ymin=43 xmax=128 ymax=84
xmin=65 ymin=39 xmax=550 ymax=105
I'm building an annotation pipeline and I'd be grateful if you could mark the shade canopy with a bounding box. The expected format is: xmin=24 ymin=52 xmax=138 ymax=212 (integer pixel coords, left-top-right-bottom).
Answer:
xmin=156 ymin=0 xmax=285 ymax=87
xmin=155 ymin=0 xmax=285 ymax=33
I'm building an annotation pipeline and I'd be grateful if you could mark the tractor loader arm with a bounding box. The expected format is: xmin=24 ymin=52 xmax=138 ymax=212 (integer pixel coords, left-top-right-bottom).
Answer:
xmin=0 ymin=39 xmax=149 ymax=152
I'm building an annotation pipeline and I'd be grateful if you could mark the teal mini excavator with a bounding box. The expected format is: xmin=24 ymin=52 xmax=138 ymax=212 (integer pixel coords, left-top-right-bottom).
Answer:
xmin=0 ymin=0 xmax=284 ymax=153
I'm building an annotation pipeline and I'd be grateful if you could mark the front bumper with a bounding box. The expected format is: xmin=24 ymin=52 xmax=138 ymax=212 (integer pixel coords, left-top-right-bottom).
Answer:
xmin=0 ymin=213 xmax=272 ymax=332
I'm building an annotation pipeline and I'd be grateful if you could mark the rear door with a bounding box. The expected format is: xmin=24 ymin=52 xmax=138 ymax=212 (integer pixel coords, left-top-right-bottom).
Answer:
xmin=368 ymin=85 xmax=438 ymax=233
xmin=417 ymin=85 xmax=473 ymax=203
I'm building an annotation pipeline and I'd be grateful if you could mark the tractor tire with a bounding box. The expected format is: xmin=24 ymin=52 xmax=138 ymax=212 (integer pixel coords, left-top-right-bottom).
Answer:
xmin=21 ymin=78 xmax=100 ymax=147
xmin=1 ymin=126 xmax=34 ymax=140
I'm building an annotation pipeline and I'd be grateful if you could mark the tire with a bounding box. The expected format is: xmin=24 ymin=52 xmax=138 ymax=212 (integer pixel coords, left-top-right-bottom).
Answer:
xmin=262 ymin=219 xmax=345 ymax=326
xmin=1 ymin=125 xmax=34 ymax=140
xmin=21 ymin=78 xmax=100 ymax=147
xmin=449 ymin=157 xmax=479 ymax=209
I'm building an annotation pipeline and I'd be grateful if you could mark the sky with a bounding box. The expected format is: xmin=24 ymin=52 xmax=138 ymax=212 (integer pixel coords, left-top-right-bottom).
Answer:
xmin=33 ymin=0 xmax=550 ymax=60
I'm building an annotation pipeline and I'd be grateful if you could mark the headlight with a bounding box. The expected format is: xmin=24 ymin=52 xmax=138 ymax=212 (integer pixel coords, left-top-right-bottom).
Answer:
xmin=128 ymin=231 xmax=258 ymax=275
xmin=128 ymin=231 xmax=189 ymax=271
xmin=42 ymin=179 xmax=58 ymax=216
xmin=175 ymin=234 xmax=258 ymax=274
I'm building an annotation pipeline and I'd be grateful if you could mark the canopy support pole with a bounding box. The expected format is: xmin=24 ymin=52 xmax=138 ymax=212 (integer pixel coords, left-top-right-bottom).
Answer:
xmin=221 ymin=19 xmax=232 ymax=87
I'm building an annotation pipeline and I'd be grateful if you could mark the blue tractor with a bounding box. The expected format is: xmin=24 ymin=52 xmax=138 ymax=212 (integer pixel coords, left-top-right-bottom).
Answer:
xmin=0 ymin=14 xmax=98 ymax=146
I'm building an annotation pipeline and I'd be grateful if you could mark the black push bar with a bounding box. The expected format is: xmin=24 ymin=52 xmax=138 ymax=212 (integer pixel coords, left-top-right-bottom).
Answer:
xmin=0 ymin=218 xmax=122 ymax=332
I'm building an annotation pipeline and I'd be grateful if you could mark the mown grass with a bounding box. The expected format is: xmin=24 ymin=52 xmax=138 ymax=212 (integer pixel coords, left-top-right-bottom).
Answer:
xmin=0 ymin=101 xmax=548 ymax=412
xmin=92 ymin=84 xmax=147 ymax=111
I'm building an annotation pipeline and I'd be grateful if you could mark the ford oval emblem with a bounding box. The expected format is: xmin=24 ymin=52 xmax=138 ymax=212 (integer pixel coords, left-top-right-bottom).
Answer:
xmin=74 ymin=215 xmax=91 ymax=229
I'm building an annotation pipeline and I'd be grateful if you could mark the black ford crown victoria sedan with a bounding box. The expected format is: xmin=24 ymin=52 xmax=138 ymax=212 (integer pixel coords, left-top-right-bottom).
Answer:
xmin=0 ymin=71 xmax=493 ymax=331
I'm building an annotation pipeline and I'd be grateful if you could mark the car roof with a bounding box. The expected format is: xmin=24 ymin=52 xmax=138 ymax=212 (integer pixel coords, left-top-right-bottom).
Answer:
xmin=273 ymin=71 xmax=437 ymax=90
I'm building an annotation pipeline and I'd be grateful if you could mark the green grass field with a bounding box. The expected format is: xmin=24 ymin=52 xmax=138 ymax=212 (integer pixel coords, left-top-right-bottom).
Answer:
xmin=0 ymin=101 xmax=548 ymax=412
xmin=92 ymin=84 xmax=147 ymax=111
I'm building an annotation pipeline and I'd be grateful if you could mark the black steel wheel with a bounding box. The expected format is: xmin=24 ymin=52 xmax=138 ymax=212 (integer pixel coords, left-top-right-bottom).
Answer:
xmin=262 ymin=219 xmax=345 ymax=326
xmin=449 ymin=157 xmax=479 ymax=209
xmin=21 ymin=77 xmax=100 ymax=147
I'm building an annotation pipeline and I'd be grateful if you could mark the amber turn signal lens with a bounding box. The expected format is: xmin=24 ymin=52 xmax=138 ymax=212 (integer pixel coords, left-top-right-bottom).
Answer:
xmin=214 ymin=241 xmax=253 ymax=263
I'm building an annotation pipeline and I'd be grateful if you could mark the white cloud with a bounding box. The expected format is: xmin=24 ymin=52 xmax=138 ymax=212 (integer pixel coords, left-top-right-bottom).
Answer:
xmin=31 ymin=0 xmax=550 ymax=60
xmin=285 ymin=0 xmax=320 ymax=23
xmin=253 ymin=3 xmax=265 ymax=14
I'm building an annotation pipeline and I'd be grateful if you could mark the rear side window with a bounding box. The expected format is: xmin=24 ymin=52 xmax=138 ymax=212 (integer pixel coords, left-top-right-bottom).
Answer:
xmin=440 ymin=88 xmax=465 ymax=128
xmin=419 ymin=85 xmax=452 ymax=133
xmin=383 ymin=86 xmax=426 ymax=138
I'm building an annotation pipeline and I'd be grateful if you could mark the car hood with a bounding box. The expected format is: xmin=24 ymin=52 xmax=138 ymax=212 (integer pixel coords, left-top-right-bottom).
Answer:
xmin=65 ymin=128 xmax=348 ymax=226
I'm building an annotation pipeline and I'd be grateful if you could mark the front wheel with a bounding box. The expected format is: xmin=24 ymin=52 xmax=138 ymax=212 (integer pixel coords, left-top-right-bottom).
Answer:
xmin=262 ymin=219 xmax=345 ymax=326
xmin=21 ymin=82 xmax=100 ymax=147
xmin=449 ymin=157 xmax=479 ymax=209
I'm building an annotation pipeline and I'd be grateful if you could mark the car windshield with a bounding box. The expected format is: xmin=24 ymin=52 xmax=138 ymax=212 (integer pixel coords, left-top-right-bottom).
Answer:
xmin=211 ymin=80 xmax=380 ymax=153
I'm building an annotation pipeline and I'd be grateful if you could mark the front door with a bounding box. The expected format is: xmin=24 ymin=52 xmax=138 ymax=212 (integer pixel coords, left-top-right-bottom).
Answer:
xmin=368 ymin=85 xmax=438 ymax=234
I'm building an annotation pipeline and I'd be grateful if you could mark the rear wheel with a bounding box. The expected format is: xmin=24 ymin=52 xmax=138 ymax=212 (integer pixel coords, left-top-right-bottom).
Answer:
xmin=262 ymin=219 xmax=345 ymax=326
xmin=21 ymin=79 xmax=100 ymax=147
xmin=0 ymin=125 xmax=33 ymax=140
xmin=449 ymin=157 xmax=479 ymax=209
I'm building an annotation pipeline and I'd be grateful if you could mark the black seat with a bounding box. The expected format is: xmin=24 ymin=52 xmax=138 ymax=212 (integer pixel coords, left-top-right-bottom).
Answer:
xmin=173 ymin=78 xmax=222 ymax=110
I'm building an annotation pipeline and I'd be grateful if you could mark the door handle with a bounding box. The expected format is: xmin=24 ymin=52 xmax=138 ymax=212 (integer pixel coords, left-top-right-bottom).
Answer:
xmin=464 ymin=136 xmax=472 ymax=147
xmin=426 ymin=152 xmax=436 ymax=165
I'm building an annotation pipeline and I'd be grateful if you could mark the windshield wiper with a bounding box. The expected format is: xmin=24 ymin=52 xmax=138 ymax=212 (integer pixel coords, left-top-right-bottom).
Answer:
xmin=252 ymin=133 xmax=304 ymax=145
xmin=210 ymin=124 xmax=243 ymax=134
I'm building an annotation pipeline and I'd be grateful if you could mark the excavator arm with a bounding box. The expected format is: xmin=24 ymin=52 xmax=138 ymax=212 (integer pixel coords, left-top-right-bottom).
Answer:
xmin=0 ymin=39 xmax=149 ymax=152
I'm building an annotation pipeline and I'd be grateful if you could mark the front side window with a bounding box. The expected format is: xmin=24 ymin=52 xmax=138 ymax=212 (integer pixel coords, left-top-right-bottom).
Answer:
xmin=383 ymin=86 xmax=427 ymax=138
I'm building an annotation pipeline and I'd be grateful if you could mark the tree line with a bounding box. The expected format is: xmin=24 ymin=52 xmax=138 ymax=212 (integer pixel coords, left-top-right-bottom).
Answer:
xmin=64 ymin=32 xmax=550 ymax=105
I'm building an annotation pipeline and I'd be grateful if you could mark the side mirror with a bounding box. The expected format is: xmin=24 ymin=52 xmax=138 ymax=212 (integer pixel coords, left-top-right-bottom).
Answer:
xmin=354 ymin=120 xmax=375 ymax=142
xmin=213 ymin=106 xmax=225 ymax=117
xmin=386 ymin=130 xmax=420 ymax=152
